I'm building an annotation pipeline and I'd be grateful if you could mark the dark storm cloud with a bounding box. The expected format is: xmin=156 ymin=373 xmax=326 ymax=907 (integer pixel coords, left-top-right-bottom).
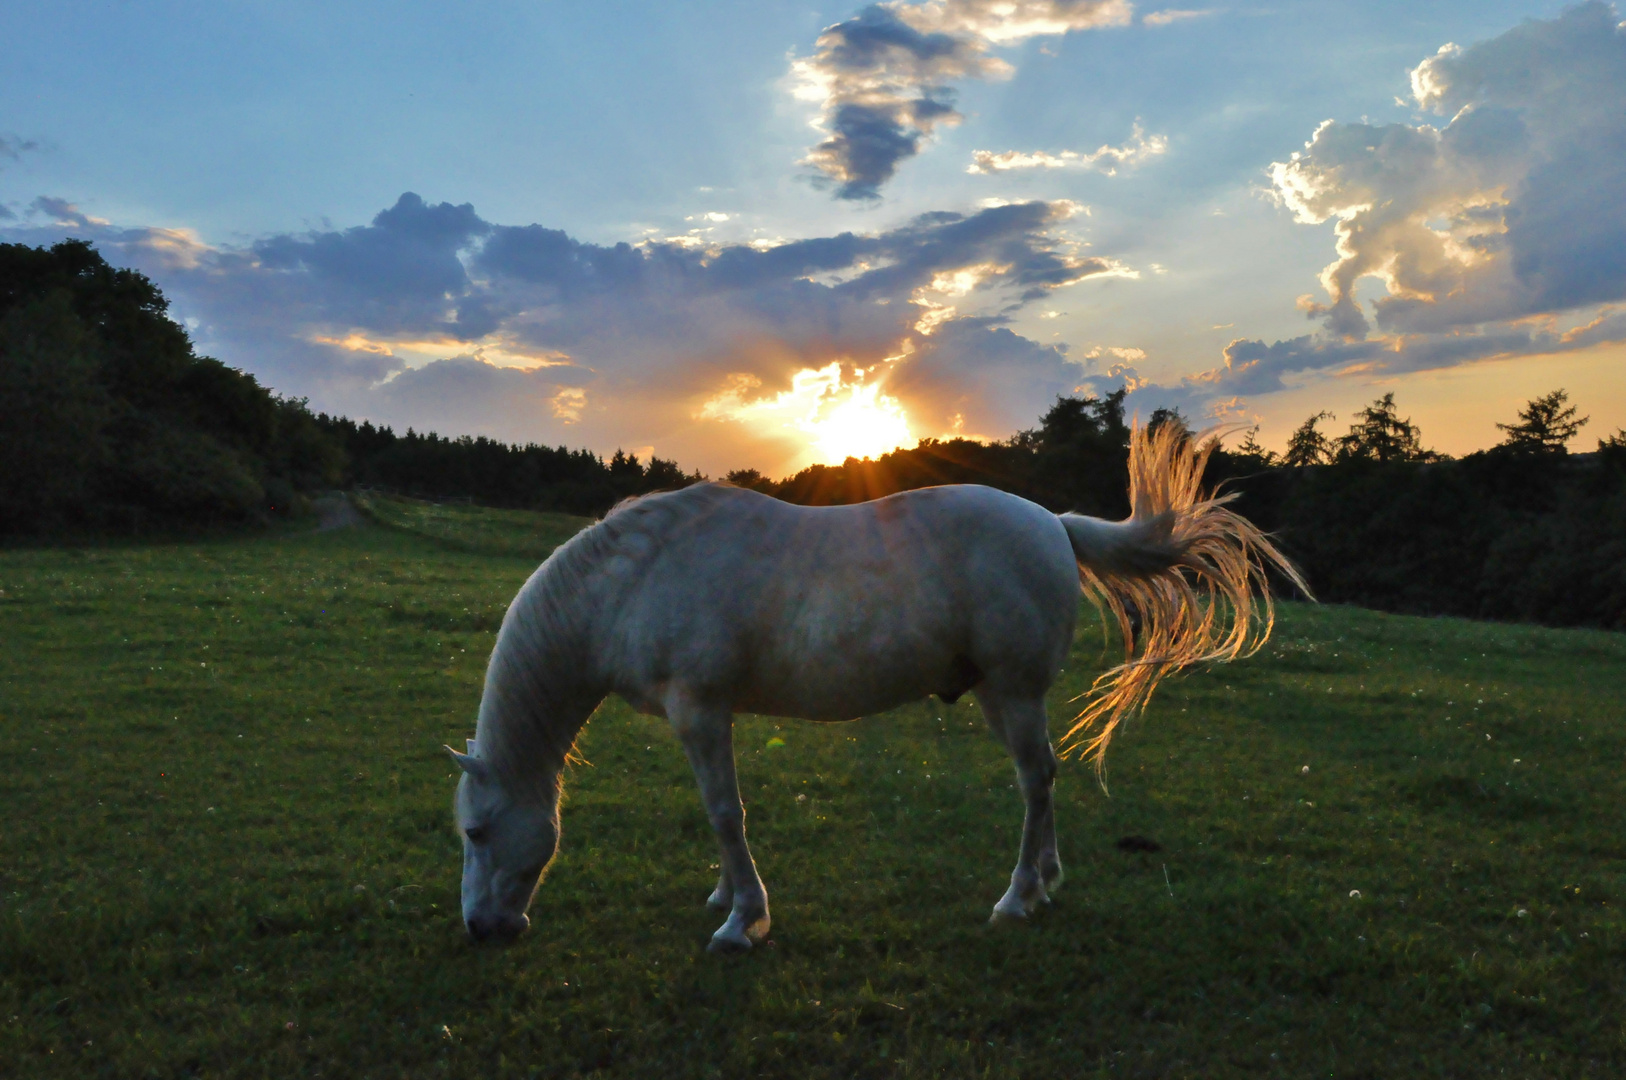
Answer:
xmin=253 ymin=192 xmax=496 ymax=341
xmin=791 ymin=1 xmax=1131 ymax=199
xmin=794 ymin=5 xmax=982 ymax=200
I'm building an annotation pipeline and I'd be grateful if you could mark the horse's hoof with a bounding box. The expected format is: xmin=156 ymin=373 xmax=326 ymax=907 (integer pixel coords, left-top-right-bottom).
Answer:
xmin=1042 ymin=863 xmax=1064 ymax=893
xmin=707 ymin=929 xmax=753 ymax=954
xmin=705 ymin=889 xmax=731 ymax=913
xmin=989 ymin=898 xmax=1029 ymax=924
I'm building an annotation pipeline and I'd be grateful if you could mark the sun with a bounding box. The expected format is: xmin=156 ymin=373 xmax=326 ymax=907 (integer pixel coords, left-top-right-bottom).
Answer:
xmin=802 ymin=378 xmax=913 ymax=464
xmin=698 ymin=361 xmax=916 ymax=467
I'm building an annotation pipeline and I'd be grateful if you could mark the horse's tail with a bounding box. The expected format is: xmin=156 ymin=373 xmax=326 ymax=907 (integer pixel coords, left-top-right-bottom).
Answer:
xmin=1056 ymin=423 xmax=1310 ymax=770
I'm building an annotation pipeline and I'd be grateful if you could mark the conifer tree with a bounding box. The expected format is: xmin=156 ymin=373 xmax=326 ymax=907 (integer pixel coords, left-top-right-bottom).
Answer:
xmin=1335 ymin=394 xmax=1435 ymax=463
xmin=1496 ymin=389 xmax=1588 ymax=453
xmin=1283 ymin=411 xmax=1334 ymax=467
xmin=1234 ymin=426 xmax=1279 ymax=466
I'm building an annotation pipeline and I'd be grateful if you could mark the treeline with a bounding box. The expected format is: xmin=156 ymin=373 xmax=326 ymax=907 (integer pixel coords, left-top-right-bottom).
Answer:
xmin=315 ymin=417 xmax=699 ymax=518
xmin=1217 ymin=392 xmax=1626 ymax=631
xmin=1229 ymin=440 xmax=1626 ymax=630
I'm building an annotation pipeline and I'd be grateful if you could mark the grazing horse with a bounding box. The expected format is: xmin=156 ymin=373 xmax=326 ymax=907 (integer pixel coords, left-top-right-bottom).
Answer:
xmin=447 ymin=426 xmax=1305 ymax=951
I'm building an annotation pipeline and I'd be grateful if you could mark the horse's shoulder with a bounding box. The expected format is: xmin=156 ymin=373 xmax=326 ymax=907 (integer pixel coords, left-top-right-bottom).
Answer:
xmin=584 ymin=483 xmax=756 ymax=559
xmin=602 ymin=482 xmax=749 ymax=527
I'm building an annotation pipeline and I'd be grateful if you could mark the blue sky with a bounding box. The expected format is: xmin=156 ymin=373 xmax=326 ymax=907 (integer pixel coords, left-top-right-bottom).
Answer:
xmin=4 ymin=1 xmax=1622 ymax=474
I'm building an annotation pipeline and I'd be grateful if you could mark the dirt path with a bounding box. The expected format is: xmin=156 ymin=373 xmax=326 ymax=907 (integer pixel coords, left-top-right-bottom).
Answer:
xmin=312 ymin=493 xmax=364 ymax=532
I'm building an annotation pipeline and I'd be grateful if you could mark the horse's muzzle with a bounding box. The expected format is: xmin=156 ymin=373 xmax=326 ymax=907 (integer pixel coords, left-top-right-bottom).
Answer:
xmin=465 ymin=911 xmax=530 ymax=944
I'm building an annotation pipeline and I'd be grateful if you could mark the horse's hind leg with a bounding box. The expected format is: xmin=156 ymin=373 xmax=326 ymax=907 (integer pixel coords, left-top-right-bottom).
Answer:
xmin=667 ymin=692 xmax=769 ymax=952
xmin=977 ymin=691 xmax=1062 ymax=921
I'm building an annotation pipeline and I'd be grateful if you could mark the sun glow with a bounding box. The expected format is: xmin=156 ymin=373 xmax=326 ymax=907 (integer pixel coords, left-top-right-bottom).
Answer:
xmin=699 ymin=361 xmax=914 ymax=465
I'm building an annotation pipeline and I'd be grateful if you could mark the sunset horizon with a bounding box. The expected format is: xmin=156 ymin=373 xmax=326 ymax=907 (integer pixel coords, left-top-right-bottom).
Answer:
xmin=5 ymin=1 xmax=1623 ymax=477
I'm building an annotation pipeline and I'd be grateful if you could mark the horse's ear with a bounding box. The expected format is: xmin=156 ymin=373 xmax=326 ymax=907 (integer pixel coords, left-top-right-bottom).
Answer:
xmin=444 ymin=744 xmax=489 ymax=780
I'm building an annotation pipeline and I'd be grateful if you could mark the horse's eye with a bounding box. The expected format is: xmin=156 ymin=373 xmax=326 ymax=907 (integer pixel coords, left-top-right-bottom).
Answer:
xmin=464 ymin=825 xmax=490 ymax=845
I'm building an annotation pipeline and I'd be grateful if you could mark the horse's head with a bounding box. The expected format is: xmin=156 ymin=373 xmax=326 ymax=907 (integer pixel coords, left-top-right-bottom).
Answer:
xmin=446 ymin=740 xmax=559 ymax=944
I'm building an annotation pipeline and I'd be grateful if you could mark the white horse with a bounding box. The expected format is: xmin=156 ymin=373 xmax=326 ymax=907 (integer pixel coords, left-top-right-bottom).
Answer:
xmin=447 ymin=426 xmax=1305 ymax=951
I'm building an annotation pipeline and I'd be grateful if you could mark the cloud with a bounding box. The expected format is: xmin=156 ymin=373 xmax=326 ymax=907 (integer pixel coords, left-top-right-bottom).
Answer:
xmin=1214 ymin=312 xmax=1626 ymax=394
xmin=1142 ymin=9 xmax=1215 ymax=27
xmin=792 ymin=0 xmax=1133 ymax=199
xmin=887 ymin=320 xmax=1089 ymax=436
xmin=0 ymin=134 xmax=40 ymax=166
xmin=1137 ymin=305 xmax=1626 ymax=423
xmin=367 ymin=356 xmax=595 ymax=437
xmin=967 ymin=120 xmax=1168 ymax=174
xmin=1270 ymin=1 xmax=1626 ymax=341
xmin=1119 ymin=3 xmax=1626 ymax=420
xmin=900 ymin=0 xmax=1135 ymax=40
xmin=3 ymin=192 xmax=1129 ymax=472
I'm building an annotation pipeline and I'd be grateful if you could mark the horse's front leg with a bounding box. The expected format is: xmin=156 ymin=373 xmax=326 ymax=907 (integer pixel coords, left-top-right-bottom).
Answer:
xmin=706 ymin=864 xmax=734 ymax=913
xmin=668 ymin=692 xmax=769 ymax=952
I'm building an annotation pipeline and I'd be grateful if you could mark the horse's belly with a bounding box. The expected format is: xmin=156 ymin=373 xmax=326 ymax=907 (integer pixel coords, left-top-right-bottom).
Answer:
xmin=731 ymin=680 xmax=923 ymax=722
xmin=730 ymin=640 xmax=963 ymax=721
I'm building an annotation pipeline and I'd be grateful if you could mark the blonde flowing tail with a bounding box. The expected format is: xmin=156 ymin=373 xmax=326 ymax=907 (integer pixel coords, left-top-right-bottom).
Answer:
xmin=1056 ymin=423 xmax=1311 ymax=769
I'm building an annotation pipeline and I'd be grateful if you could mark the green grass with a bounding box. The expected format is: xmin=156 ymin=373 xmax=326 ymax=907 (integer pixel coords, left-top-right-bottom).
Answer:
xmin=353 ymin=490 xmax=593 ymax=560
xmin=1 ymin=507 xmax=1624 ymax=1078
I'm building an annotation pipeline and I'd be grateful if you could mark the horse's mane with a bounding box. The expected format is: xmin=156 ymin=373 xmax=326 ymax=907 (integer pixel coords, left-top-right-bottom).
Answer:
xmin=474 ymin=483 xmax=740 ymax=796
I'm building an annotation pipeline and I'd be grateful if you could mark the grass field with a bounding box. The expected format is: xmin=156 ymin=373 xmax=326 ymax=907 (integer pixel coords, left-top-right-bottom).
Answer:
xmin=2 ymin=507 xmax=1624 ymax=1078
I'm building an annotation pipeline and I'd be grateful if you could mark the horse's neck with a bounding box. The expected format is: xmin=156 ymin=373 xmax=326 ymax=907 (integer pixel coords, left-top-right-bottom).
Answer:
xmin=477 ymin=587 xmax=604 ymax=787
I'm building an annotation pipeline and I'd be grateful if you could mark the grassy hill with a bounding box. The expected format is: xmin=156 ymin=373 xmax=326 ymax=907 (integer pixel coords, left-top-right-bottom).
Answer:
xmin=1 ymin=505 xmax=1623 ymax=1078
xmin=352 ymin=490 xmax=594 ymax=561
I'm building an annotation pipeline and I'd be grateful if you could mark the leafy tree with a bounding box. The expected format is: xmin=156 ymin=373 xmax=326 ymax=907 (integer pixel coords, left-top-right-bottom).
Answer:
xmin=1496 ymin=389 xmax=1588 ymax=453
xmin=0 ymin=240 xmax=345 ymax=533
xmin=1025 ymin=389 xmax=1130 ymax=452
xmin=1146 ymin=406 xmax=1190 ymax=442
xmin=1283 ymin=411 xmax=1335 ymax=467
xmin=1335 ymin=394 xmax=1436 ymax=463
xmin=642 ymin=455 xmax=692 ymax=490
xmin=1022 ymin=389 xmax=1132 ymax=515
xmin=724 ymin=468 xmax=775 ymax=493
xmin=0 ymin=292 xmax=111 ymax=526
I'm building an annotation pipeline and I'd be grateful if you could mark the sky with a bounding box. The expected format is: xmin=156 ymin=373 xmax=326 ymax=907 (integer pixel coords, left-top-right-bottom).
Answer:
xmin=3 ymin=0 xmax=1623 ymax=476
